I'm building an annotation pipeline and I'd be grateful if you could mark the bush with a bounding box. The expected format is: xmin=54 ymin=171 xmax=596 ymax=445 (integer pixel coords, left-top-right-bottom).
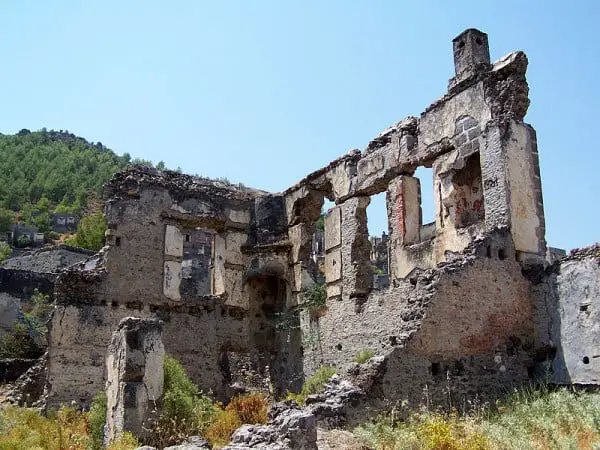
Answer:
xmin=146 ymin=356 xmax=217 ymax=448
xmin=226 ymin=392 xmax=268 ymax=425
xmin=204 ymin=409 xmax=243 ymax=447
xmin=14 ymin=234 xmax=31 ymax=248
xmin=354 ymin=349 xmax=375 ymax=364
xmin=287 ymin=365 xmax=336 ymax=405
xmin=0 ymin=322 xmax=44 ymax=358
xmin=302 ymin=283 xmax=326 ymax=313
xmin=88 ymin=392 xmax=107 ymax=450
xmin=0 ymin=242 xmax=11 ymax=264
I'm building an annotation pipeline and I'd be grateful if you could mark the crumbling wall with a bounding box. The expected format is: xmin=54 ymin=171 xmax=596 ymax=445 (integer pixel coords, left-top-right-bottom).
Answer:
xmin=532 ymin=245 xmax=600 ymax=385
xmin=48 ymin=169 xmax=303 ymax=408
xmin=285 ymin=29 xmax=548 ymax=407
xmin=105 ymin=317 xmax=164 ymax=443
xmin=47 ymin=29 xmax=575 ymax=412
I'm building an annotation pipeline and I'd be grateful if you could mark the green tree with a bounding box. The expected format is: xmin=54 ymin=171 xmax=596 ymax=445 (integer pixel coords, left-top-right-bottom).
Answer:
xmin=64 ymin=211 xmax=106 ymax=251
xmin=0 ymin=208 xmax=14 ymax=232
xmin=33 ymin=212 xmax=52 ymax=233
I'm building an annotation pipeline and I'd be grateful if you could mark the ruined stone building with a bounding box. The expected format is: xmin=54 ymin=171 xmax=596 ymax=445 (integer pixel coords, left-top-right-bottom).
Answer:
xmin=47 ymin=29 xmax=599 ymax=410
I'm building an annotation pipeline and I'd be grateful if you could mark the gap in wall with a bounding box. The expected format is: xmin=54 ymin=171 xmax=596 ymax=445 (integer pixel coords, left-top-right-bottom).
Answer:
xmin=366 ymin=192 xmax=387 ymax=239
xmin=415 ymin=166 xmax=435 ymax=225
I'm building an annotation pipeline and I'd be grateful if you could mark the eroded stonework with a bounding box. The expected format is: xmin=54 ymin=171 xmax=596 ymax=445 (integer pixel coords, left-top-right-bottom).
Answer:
xmin=46 ymin=29 xmax=598 ymax=412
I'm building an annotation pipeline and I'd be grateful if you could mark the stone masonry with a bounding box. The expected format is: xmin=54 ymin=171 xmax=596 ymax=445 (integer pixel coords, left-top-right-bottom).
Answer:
xmin=105 ymin=317 xmax=164 ymax=443
xmin=46 ymin=29 xmax=599 ymax=412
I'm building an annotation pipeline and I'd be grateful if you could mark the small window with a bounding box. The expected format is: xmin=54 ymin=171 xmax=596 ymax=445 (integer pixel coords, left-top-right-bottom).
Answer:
xmin=185 ymin=234 xmax=191 ymax=242
xmin=115 ymin=237 xmax=121 ymax=247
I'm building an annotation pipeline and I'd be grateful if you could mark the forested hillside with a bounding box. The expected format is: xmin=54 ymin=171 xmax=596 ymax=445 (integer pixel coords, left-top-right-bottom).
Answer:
xmin=0 ymin=129 xmax=131 ymax=212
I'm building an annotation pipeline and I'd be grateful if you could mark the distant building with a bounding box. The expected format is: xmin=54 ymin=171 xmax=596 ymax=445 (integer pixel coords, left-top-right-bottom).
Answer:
xmin=12 ymin=224 xmax=44 ymax=246
xmin=51 ymin=213 xmax=79 ymax=233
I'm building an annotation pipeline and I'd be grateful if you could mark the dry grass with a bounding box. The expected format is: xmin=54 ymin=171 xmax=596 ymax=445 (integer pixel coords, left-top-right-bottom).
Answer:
xmin=0 ymin=406 xmax=139 ymax=450
xmin=205 ymin=409 xmax=243 ymax=448
xmin=205 ymin=392 xmax=268 ymax=447
xmin=355 ymin=387 xmax=600 ymax=450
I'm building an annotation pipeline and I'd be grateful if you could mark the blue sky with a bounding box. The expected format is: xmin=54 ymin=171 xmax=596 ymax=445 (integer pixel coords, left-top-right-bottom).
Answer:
xmin=1 ymin=1 xmax=598 ymax=250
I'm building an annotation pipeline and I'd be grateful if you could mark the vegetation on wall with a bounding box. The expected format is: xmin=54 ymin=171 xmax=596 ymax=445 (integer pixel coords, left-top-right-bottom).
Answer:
xmin=302 ymin=282 xmax=327 ymax=313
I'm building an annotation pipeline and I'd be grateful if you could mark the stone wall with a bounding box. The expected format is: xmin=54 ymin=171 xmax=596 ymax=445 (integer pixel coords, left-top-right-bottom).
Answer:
xmin=532 ymin=245 xmax=600 ymax=385
xmin=46 ymin=29 xmax=599 ymax=413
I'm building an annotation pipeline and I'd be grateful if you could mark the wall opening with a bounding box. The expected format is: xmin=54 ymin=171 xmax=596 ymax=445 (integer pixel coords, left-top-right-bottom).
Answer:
xmin=310 ymin=202 xmax=327 ymax=285
xmin=180 ymin=227 xmax=214 ymax=297
xmin=451 ymin=153 xmax=484 ymax=228
xmin=245 ymin=275 xmax=302 ymax=396
xmin=367 ymin=192 xmax=389 ymax=289
xmin=413 ymin=167 xmax=436 ymax=242
xmin=415 ymin=167 xmax=435 ymax=227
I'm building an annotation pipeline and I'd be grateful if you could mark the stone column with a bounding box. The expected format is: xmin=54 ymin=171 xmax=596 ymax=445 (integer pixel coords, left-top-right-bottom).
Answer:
xmin=340 ymin=196 xmax=372 ymax=299
xmin=387 ymin=175 xmax=422 ymax=279
xmin=482 ymin=120 xmax=546 ymax=258
xmin=105 ymin=317 xmax=164 ymax=443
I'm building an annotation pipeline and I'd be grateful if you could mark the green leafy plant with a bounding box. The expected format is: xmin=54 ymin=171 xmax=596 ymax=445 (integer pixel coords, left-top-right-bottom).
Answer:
xmin=302 ymin=283 xmax=326 ymax=313
xmin=354 ymin=349 xmax=375 ymax=364
xmin=0 ymin=241 xmax=12 ymax=264
xmin=65 ymin=211 xmax=106 ymax=251
xmin=88 ymin=392 xmax=107 ymax=450
xmin=286 ymin=365 xmax=336 ymax=405
xmin=146 ymin=355 xmax=217 ymax=448
xmin=14 ymin=234 xmax=31 ymax=248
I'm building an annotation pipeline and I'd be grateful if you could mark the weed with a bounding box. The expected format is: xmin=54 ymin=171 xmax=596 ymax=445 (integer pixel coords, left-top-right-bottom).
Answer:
xmin=354 ymin=349 xmax=375 ymax=364
xmin=88 ymin=392 xmax=107 ymax=450
xmin=226 ymin=392 xmax=268 ymax=425
xmin=355 ymin=387 xmax=600 ymax=450
xmin=286 ymin=365 xmax=336 ymax=405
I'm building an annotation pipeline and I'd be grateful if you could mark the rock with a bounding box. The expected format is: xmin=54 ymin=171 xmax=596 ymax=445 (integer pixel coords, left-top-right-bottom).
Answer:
xmin=223 ymin=402 xmax=317 ymax=449
xmin=305 ymin=375 xmax=365 ymax=429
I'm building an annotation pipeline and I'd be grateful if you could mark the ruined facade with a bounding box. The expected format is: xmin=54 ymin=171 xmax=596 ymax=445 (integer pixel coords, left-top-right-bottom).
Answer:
xmin=47 ymin=29 xmax=598 ymax=410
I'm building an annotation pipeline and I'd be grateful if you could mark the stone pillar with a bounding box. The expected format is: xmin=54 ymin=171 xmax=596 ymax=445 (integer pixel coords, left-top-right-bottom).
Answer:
xmin=481 ymin=120 xmax=546 ymax=258
xmin=324 ymin=206 xmax=342 ymax=299
xmin=105 ymin=317 xmax=164 ymax=444
xmin=387 ymin=175 xmax=422 ymax=279
xmin=340 ymin=196 xmax=372 ymax=298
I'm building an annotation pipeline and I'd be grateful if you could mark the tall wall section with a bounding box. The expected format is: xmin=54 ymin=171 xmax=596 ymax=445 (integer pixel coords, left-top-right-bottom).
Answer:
xmin=283 ymin=29 xmax=548 ymax=407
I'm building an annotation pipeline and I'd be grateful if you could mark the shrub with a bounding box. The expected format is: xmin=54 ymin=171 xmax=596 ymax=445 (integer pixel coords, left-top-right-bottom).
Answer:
xmin=302 ymin=283 xmax=326 ymax=313
xmin=354 ymin=349 xmax=375 ymax=364
xmin=226 ymin=392 xmax=268 ymax=425
xmin=0 ymin=321 xmax=44 ymax=358
xmin=204 ymin=409 xmax=243 ymax=447
xmin=14 ymin=234 xmax=30 ymax=248
xmin=287 ymin=365 xmax=336 ymax=405
xmin=88 ymin=392 xmax=107 ymax=450
xmin=0 ymin=242 xmax=11 ymax=264
xmin=146 ymin=355 xmax=217 ymax=448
